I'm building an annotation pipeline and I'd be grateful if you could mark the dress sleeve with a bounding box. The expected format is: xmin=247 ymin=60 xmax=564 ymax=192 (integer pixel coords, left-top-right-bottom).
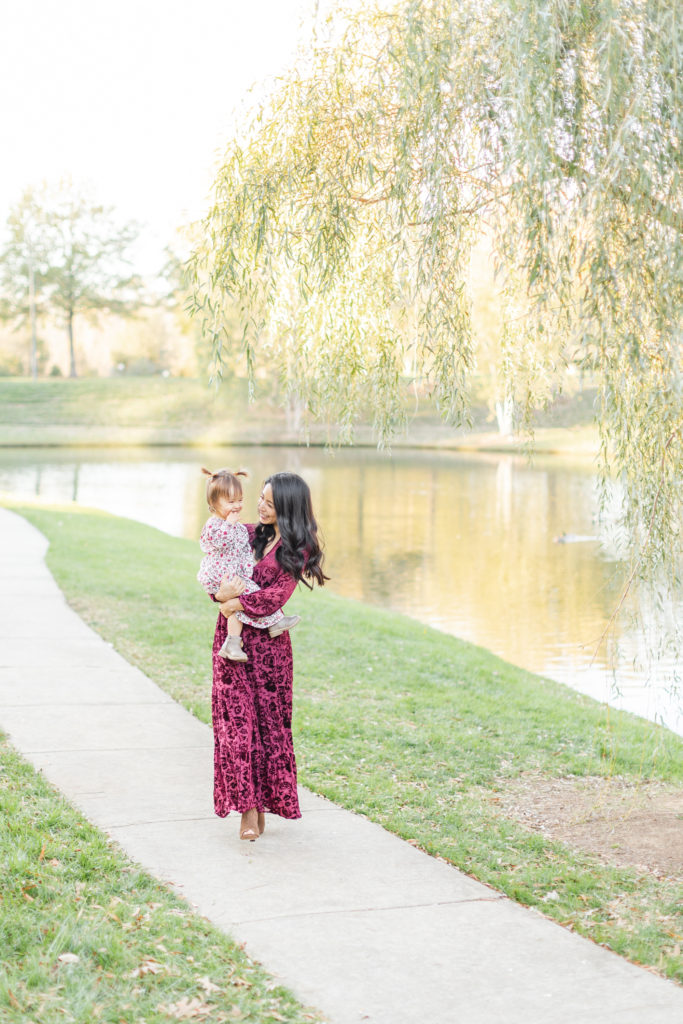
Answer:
xmin=239 ymin=566 xmax=297 ymax=618
xmin=200 ymin=516 xmax=228 ymax=553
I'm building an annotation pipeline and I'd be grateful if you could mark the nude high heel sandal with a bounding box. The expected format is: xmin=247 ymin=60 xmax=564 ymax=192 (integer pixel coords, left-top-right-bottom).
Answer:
xmin=257 ymin=812 xmax=266 ymax=835
xmin=240 ymin=809 xmax=259 ymax=842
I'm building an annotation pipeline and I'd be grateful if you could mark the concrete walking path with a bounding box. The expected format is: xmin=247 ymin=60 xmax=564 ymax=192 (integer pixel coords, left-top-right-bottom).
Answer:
xmin=1 ymin=506 xmax=681 ymax=1024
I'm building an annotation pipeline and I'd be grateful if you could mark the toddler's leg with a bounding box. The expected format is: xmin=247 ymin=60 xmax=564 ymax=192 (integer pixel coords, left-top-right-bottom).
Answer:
xmin=268 ymin=613 xmax=301 ymax=639
xmin=236 ymin=605 xmax=302 ymax=638
xmin=218 ymin=614 xmax=248 ymax=662
xmin=227 ymin=615 xmax=243 ymax=638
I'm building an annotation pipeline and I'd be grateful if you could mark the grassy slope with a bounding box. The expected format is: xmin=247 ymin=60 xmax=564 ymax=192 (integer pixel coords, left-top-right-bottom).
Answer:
xmin=6 ymin=502 xmax=682 ymax=985
xmin=0 ymin=377 xmax=285 ymax=446
xmin=0 ymin=377 xmax=600 ymax=453
xmin=0 ymin=737 xmax=320 ymax=1024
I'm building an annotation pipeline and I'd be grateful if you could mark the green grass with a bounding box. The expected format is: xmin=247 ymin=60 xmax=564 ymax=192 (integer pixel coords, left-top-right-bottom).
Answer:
xmin=0 ymin=377 xmax=286 ymax=447
xmin=0 ymin=736 xmax=321 ymax=1024
xmin=6 ymin=501 xmax=682 ymax=986
xmin=0 ymin=377 xmax=600 ymax=454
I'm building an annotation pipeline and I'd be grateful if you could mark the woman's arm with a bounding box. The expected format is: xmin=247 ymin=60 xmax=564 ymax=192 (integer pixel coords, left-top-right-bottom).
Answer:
xmin=238 ymin=568 xmax=297 ymax=618
xmin=214 ymin=576 xmax=247 ymax=603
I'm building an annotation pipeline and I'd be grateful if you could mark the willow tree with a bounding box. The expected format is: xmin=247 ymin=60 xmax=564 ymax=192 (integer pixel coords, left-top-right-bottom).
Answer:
xmin=191 ymin=0 xmax=682 ymax=586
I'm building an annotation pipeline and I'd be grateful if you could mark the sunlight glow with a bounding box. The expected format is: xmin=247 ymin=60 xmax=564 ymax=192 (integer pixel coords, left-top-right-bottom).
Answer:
xmin=1 ymin=0 xmax=317 ymax=272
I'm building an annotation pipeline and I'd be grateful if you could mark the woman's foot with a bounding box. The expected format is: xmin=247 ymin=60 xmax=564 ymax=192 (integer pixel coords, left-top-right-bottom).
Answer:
xmin=268 ymin=615 xmax=301 ymax=639
xmin=219 ymin=636 xmax=248 ymax=662
xmin=257 ymin=812 xmax=266 ymax=835
xmin=240 ymin=809 xmax=259 ymax=841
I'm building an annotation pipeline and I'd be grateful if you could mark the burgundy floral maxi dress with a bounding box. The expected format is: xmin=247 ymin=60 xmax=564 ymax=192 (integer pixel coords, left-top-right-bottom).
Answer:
xmin=211 ymin=525 xmax=302 ymax=820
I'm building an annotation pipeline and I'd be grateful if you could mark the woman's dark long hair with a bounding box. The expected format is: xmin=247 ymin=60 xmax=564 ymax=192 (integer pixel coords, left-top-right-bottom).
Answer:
xmin=253 ymin=473 xmax=328 ymax=588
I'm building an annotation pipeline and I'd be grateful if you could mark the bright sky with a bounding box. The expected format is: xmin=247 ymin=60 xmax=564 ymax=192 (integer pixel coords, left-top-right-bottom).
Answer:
xmin=1 ymin=0 xmax=318 ymax=273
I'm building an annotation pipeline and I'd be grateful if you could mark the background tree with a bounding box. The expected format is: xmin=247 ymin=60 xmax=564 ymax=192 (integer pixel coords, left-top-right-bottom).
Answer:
xmin=0 ymin=181 xmax=144 ymax=377
xmin=191 ymin=0 xmax=682 ymax=589
xmin=0 ymin=187 xmax=52 ymax=378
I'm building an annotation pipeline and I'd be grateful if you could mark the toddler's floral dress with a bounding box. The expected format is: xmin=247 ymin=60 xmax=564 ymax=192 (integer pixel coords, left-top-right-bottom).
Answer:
xmin=197 ymin=516 xmax=283 ymax=630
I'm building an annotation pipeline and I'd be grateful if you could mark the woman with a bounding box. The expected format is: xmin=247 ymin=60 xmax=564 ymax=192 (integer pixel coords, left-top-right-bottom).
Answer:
xmin=212 ymin=472 xmax=327 ymax=841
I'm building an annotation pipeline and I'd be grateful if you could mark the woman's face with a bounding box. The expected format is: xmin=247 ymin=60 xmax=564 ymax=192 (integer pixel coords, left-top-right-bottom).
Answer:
xmin=257 ymin=483 xmax=277 ymax=526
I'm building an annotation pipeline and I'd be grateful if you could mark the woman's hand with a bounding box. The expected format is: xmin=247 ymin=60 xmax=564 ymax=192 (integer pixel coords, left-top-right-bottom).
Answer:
xmin=214 ymin=575 xmax=247 ymax=602
xmin=220 ymin=598 xmax=243 ymax=618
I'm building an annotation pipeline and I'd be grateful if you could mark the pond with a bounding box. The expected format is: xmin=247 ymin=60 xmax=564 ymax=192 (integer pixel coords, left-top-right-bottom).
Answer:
xmin=1 ymin=444 xmax=680 ymax=736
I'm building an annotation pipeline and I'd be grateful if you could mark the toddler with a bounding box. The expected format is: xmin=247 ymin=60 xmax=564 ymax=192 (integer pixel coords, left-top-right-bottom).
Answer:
xmin=197 ymin=467 xmax=300 ymax=661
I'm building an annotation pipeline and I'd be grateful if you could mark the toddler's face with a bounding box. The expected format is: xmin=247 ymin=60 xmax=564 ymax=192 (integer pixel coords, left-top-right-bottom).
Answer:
xmin=214 ymin=495 xmax=243 ymax=519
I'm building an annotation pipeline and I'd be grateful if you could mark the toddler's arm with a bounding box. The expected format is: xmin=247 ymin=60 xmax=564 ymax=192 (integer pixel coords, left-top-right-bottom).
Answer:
xmin=199 ymin=515 xmax=242 ymax=554
xmin=198 ymin=517 xmax=251 ymax=596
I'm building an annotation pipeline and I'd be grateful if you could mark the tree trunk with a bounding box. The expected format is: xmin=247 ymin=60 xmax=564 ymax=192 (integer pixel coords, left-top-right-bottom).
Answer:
xmin=67 ymin=309 xmax=77 ymax=378
xmin=28 ymin=259 xmax=38 ymax=380
xmin=71 ymin=462 xmax=80 ymax=503
xmin=494 ymin=396 xmax=515 ymax=437
xmin=285 ymin=394 xmax=304 ymax=434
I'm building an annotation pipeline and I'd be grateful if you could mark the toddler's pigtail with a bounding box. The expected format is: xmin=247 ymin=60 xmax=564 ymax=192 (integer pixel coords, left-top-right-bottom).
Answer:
xmin=203 ymin=467 xmax=246 ymax=507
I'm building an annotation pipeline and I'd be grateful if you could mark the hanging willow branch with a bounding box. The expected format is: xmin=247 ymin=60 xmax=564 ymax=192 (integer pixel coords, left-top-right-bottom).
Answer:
xmin=190 ymin=0 xmax=682 ymax=582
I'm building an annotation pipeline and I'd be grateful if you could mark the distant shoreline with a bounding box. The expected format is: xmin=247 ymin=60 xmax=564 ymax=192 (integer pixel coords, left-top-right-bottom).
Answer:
xmin=0 ymin=376 xmax=600 ymax=458
xmin=0 ymin=429 xmax=600 ymax=459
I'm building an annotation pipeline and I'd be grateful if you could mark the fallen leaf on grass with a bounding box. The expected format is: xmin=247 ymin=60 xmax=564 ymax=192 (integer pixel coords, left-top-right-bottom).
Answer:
xmin=196 ymin=976 xmax=222 ymax=994
xmin=57 ymin=953 xmax=80 ymax=964
xmin=130 ymin=957 xmax=165 ymax=977
xmin=158 ymin=996 xmax=212 ymax=1019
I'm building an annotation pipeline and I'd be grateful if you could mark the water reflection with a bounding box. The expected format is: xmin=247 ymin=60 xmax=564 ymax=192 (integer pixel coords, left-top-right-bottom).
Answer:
xmin=1 ymin=445 xmax=680 ymax=735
